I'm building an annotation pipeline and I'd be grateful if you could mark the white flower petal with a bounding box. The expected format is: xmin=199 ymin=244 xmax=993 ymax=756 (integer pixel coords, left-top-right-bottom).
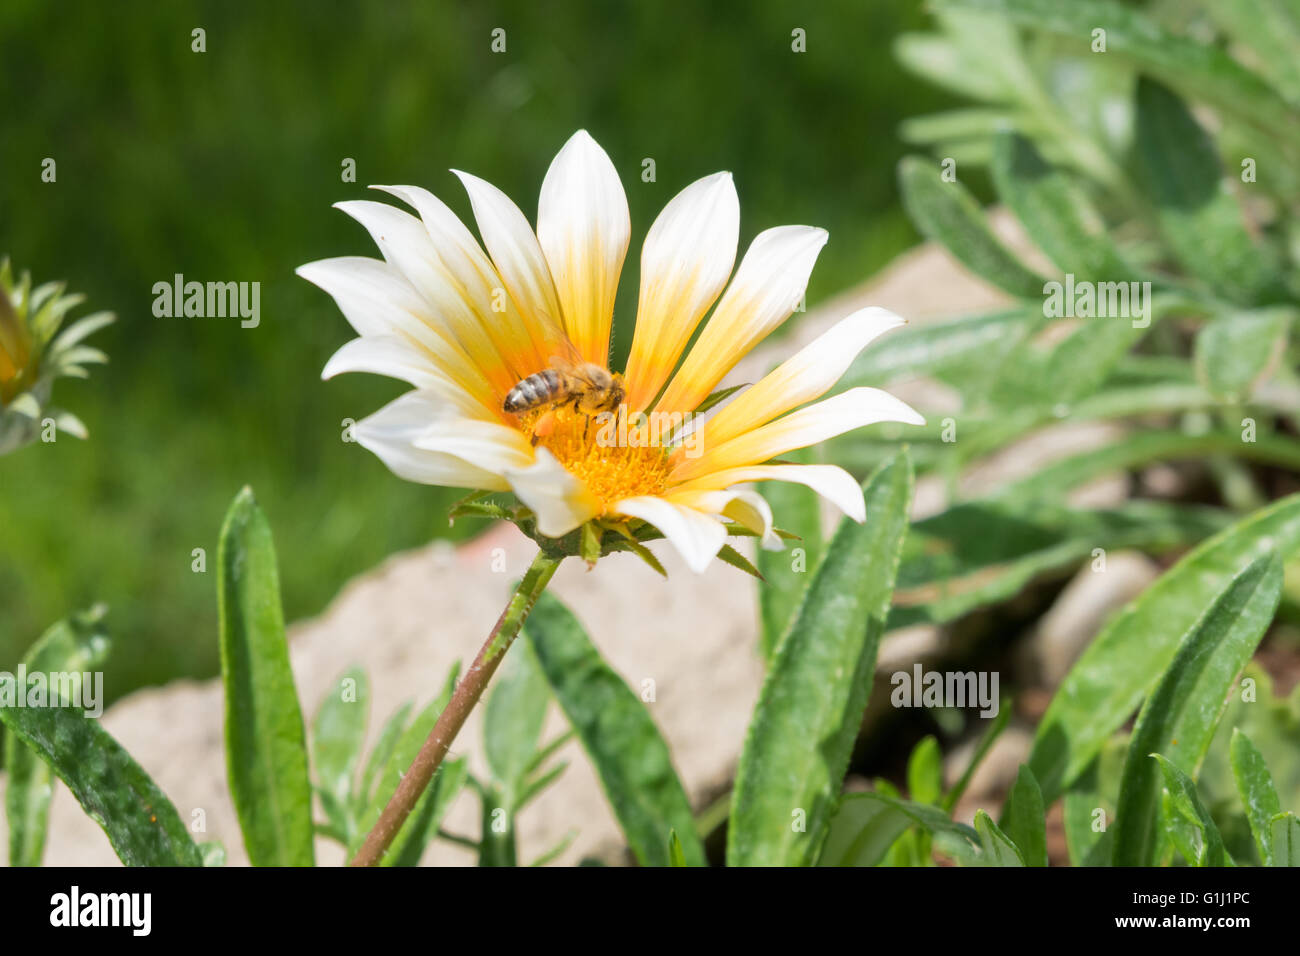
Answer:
xmin=668 ymin=487 xmax=779 ymax=550
xmin=671 ymin=463 xmax=866 ymax=522
xmin=323 ymin=334 xmax=451 ymax=390
xmin=654 ymin=224 xmax=828 ymax=415
xmin=623 ymin=171 xmax=740 ymax=411
xmin=613 ymin=496 xmax=727 ymax=573
xmin=537 ymin=130 xmax=630 ymax=364
xmin=297 ymin=256 xmax=433 ymax=339
xmin=504 ymin=448 xmax=602 ymax=537
xmin=700 ymin=307 xmax=906 ymax=449
xmin=354 ymin=392 xmax=510 ymax=490
xmin=411 ymin=420 xmax=535 ymax=474
xmin=322 ymin=335 xmax=501 ymax=421
xmin=672 ymin=386 xmax=924 ymax=481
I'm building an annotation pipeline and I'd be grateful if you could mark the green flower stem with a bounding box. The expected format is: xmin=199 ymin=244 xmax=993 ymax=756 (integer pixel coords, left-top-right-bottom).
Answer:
xmin=350 ymin=548 xmax=562 ymax=867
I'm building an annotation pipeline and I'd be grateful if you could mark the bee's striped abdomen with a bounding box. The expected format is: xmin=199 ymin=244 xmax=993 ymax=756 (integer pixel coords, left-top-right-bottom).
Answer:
xmin=504 ymin=368 xmax=567 ymax=413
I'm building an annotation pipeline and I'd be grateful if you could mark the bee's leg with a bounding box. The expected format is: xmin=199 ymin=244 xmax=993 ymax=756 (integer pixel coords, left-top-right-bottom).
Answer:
xmin=581 ymin=398 xmax=594 ymax=441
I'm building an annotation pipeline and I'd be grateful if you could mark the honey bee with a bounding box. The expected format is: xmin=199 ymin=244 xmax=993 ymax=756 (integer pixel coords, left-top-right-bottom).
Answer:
xmin=503 ymin=360 xmax=625 ymax=416
xmin=503 ymin=314 xmax=625 ymax=442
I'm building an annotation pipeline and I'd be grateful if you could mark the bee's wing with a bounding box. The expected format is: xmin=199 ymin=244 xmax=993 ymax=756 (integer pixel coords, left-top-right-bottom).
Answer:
xmin=534 ymin=307 xmax=586 ymax=372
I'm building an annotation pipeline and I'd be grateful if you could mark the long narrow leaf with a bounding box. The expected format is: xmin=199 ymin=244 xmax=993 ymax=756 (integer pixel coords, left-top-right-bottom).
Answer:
xmin=4 ymin=605 xmax=110 ymax=866
xmin=0 ymin=676 xmax=201 ymax=866
xmin=526 ymin=593 xmax=705 ymax=867
xmin=1112 ymin=554 xmax=1282 ymax=865
xmin=1230 ymin=728 xmax=1283 ymax=866
xmin=729 ymin=451 xmax=914 ymax=866
xmin=217 ymin=487 xmax=314 ymax=866
xmin=1027 ymin=493 xmax=1300 ymax=803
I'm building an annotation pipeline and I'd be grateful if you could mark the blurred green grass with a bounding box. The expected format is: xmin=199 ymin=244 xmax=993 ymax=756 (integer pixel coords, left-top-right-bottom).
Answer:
xmin=0 ymin=0 xmax=957 ymax=698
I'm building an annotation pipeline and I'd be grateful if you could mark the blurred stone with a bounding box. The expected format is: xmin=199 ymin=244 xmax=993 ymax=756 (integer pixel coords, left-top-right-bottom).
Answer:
xmin=945 ymin=723 xmax=1035 ymax=813
xmin=1019 ymin=550 xmax=1160 ymax=688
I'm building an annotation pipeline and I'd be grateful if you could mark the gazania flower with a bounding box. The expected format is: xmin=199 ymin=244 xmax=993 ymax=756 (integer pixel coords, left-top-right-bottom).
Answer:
xmin=300 ymin=131 xmax=922 ymax=572
xmin=0 ymin=259 xmax=113 ymax=455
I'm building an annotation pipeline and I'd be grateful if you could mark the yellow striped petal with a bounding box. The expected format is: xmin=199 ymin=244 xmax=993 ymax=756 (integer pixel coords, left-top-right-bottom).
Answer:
xmin=699 ymin=307 xmax=905 ymax=450
xmin=653 ymin=225 xmax=827 ymax=415
xmin=452 ymin=169 xmax=569 ymax=369
xmin=537 ymin=131 xmax=630 ymax=365
xmin=622 ymin=172 xmax=739 ymax=411
xmin=671 ymin=386 xmax=924 ymax=482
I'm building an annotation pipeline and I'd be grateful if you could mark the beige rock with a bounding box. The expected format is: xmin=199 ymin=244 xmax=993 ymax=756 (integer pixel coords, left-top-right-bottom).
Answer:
xmin=1020 ymin=550 xmax=1162 ymax=688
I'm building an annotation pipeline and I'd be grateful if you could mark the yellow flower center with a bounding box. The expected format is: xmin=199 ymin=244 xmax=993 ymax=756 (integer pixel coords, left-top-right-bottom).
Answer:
xmin=521 ymin=403 xmax=672 ymax=509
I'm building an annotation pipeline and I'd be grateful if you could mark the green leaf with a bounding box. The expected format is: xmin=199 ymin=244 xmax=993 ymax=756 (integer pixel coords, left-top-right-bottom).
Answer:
xmin=897 ymin=155 xmax=1047 ymax=298
xmin=937 ymin=0 xmax=1300 ymax=154
xmin=0 ymin=676 xmax=202 ymax=866
xmin=899 ymin=107 xmax=1011 ymax=147
xmin=691 ymin=382 xmax=748 ymax=416
xmin=356 ymin=701 xmax=411 ymax=809
xmin=478 ymin=782 xmax=517 ymax=867
xmin=1113 ymin=554 xmax=1281 ymax=866
xmin=891 ymin=499 xmax=1227 ymax=629
xmin=1203 ymin=0 xmax=1300 ymax=105
xmin=942 ymin=701 xmax=1010 ymax=812
xmin=200 ymin=841 xmax=227 ymax=867
xmin=1005 ymin=766 xmax=1047 ymax=866
xmin=818 ymin=790 xmax=981 ymax=867
xmin=1230 ymin=728 xmax=1283 ymax=866
xmin=844 ymin=306 xmax=1048 ymax=397
xmin=728 ymin=452 xmax=914 ymax=866
xmin=757 ymin=449 xmax=823 ymax=661
xmin=311 ymin=666 xmax=368 ymax=830
xmin=385 ymin=757 xmax=467 ymax=867
xmin=974 ymin=810 xmax=1025 ymax=866
xmin=1134 ymin=77 xmax=1286 ymax=306
xmin=515 ymin=760 xmax=568 ymax=810
xmin=668 ymin=829 xmax=688 ymax=867
xmin=604 ymin=527 xmax=668 ymax=577
xmin=1270 ymin=812 xmax=1300 ymax=866
xmin=990 ymin=130 xmax=1133 ymax=281
xmin=996 ymin=428 xmax=1300 ymax=504
xmin=715 ymin=543 xmax=764 ymax=581
xmin=217 ymin=487 xmax=315 ymax=866
xmin=1061 ymin=735 xmax=1128 ymax=867
xmin=1154 ymin=754 xmax=1226 ymax=867
xmin=483 ymin=640 xmax=550 ymax=809
xmin=350 ymin=663 xmax=460 ymax=859
xmin=893 ymin=12 xmax=1029 ymax=102
xmin=525 ymin=592 xmax=705 ymax=868
xmin=5 ymin=605 xmax=111 ymax=867
xmin=580 ymin=521 xmax=602 ymax=567
xmin=527 ymin=829 xmax=577 ymax=867
xmin=1195 ymin=309 xmax=1293 ymax=402
xmin=907 ymin=736 xmax=943 ymax=806
xmin=1027 ymin=493 xmax=1300 ymax=803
